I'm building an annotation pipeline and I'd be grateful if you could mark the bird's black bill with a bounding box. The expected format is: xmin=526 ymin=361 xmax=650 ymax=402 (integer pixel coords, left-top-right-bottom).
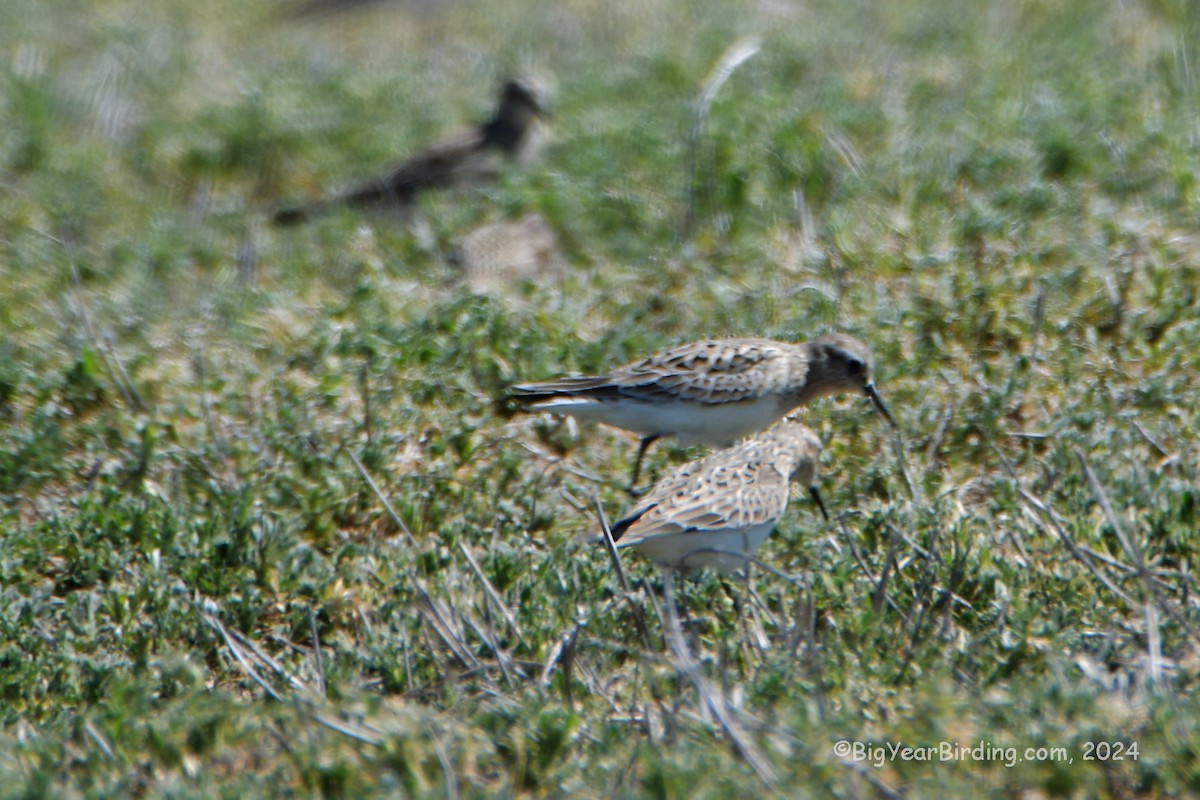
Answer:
xmin=809 ymin=485 xmax=830 ymax=521
xmin=864 ymin=383 xmax=895 ymax=427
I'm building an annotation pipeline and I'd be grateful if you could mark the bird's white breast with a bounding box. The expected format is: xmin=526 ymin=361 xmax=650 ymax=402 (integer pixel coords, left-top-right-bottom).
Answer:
xmin=620 ymin=523 xmax=778 ymax=574
xmin=529 ymin=395 xmax=788 ymax=447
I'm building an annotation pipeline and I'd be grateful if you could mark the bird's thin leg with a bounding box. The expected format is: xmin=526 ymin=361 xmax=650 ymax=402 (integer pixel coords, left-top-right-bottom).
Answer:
xmin=627 ymin=434 xmax=661 ymax=494
xmin=721 ymin=575 xmax=749 ymax=665
xmin=809 ymin=485 xmax=830 ymax=521
xmin=661 ymin=569 xmax=691 ymax=646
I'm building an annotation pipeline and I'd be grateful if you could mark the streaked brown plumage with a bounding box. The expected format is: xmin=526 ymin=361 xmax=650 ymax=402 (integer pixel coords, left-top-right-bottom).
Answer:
xmin=274 ymin=77 xmax=548 ymax=225
xmin=510 ymin=333 xmax=893 ymax=487
xmin=449 ymin=213 xmax=563 ymax=295
xmin=611 ymin=421 xmax=827 ymax=573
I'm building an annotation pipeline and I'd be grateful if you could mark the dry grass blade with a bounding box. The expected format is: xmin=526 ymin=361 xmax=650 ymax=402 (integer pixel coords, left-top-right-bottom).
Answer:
xmin=540 ymin=622 xmax=583 ymax=710
xmin=872 ymin=527 xmax=904 ymax=616
xmin=1075 ymin=448 xmax=1167 ymax=684
xmin=660 ymin=570 xmax=779 ymax=789
xmin=695 ymin=36 xmax=762 ymax=121
xmin=1075 ymin=449 xmax=1147 ymax=575
xmin=539 ymin=623 xmax=578 ymax=688
xmin=515 ymin=438 xmax=608 ymax=485
xmin=200 ymin=609 xmax=287 ymax=702
xmin=790 ymin=187 xmax=821 ymax=262
xmin=835 ymin=758 xmax=906 ymax=800
xmin=227 ymin=626 xmax=308 ymax=692
xmin=1131 ymin=419 xmax=1170 ymax=459
xmin=310 ymin=606 xmax=326 ymax=697
xmin=69 ymin=262 xmax=144 ymax=413
xmin=1019 ymin=485 xmax=1137 ymax=606
xmin=682 ymin=35 xmax=762 ymax=239
xmin=458 ymin=541 xmax=524 ymax=639
xmin=192 ymin=337 xmax=232 ymax=470
xmin=82 ymin=719 xmax=116 ymax=762
xmin=461 ymin=607 xmax=519 ymax=685
xmin=307 ymin=711 xmax=387 ymax=747
xmin=993 ymin=445 xmax=1140 ymax=608
xmin=413 ymin=579 xmax=480 ymax=669
xmin=889 ymin=426 xmax=919 ymax=502
xmin=198 ymin=607 xmax=385 ymax=745
xmin=347 ymin=445 xmax=420 ymax=547
xmin=925 ymin=404 xmax=954 ymax=463
xmin=594 ymin=494 xmax=656 ymax=651
xmin=834 ymin=512 xmax=907 ymax=621
xmin=427 ymin=723 xmax=461 ymax=800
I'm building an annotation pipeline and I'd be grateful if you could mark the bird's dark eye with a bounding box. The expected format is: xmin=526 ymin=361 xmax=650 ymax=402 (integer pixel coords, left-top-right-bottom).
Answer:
xmin=847 ymin=357 xmax=866 ymax=375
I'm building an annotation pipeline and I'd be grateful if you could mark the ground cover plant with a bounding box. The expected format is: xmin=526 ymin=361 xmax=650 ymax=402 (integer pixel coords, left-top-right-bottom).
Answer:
xmin=2 ymin=0 xmax=1199 ymax=796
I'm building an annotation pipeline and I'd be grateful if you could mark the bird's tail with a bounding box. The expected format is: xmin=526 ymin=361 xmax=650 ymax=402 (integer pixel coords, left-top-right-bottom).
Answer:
xmin=499 ymin=378 xmax=598 ymax=418
xmin=272 ymin=200 xmax=334 ymax=226
xmin=507 ymin=375 xmax=619 ymax=404
xmin=273 ymin=205 xmax=313 ymax=226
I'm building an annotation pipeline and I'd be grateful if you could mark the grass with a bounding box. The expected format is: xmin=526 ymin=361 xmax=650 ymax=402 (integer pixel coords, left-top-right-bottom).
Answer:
xmin=2 ymin=0 xmax=1200 ymax=796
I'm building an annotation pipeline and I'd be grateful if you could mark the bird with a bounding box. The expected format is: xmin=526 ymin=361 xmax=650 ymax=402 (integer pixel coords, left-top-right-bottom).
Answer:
xmin=273 ymin=76 xmax=549 ymax=225
xmin=609 ymin=421 xmax=827 ymax=574
xmin=280 ymin=0 xmax=397 ymax=20
xmin=509 ymin=333 xmax=893 ymax=488
xmin=449 ymin=212 xmax=564 ymax=295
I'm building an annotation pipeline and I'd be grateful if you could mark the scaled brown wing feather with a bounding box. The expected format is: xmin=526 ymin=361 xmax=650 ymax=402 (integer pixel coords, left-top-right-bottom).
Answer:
xmin=614 ymin=457 xmax=790 ymax=544
xmin=608 ymin=339 xmax=790 ymax=403
xmin=513 ymin=339 xmax=792 ymax=404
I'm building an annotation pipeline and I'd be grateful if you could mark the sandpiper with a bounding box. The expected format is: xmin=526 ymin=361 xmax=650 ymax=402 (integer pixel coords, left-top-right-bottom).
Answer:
xmin=609 ymin=421 xmax=827 ymax=574
xmin=274 ymin=76 xmax=548 ymax=225
xmin=449 ymin=212 xmax=563 ymax=295
xmin=510 ymin=333 xmax=892 ymax=487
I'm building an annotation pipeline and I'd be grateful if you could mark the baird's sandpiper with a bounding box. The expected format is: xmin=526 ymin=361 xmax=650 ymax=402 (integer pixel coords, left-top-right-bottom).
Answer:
xmin=610 ymin=421 xmax=826 ymax=574
xmin=274 ymin=77 xmax=548 ymax=225
xmin=450 ymin=212 xmax=563 ymax=295
xmin=510 ymin=333 xmax=892 ymax=487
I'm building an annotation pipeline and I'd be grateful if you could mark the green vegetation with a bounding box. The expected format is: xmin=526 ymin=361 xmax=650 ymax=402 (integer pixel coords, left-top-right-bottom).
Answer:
xmin=3 ymin=0 xmax=1199 ymax=796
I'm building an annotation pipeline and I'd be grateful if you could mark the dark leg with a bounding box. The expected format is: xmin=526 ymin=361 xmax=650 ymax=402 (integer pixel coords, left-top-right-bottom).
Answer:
xmin=628 ymin=434 xmax=661 ymax=493
xmin=809 ymin=485 xmax=830 ymax=521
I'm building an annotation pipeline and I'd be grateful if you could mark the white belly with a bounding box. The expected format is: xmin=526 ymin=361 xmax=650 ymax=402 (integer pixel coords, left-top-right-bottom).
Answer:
xmin=620 ymin=523 xmax=777 ymax=574
xmin=529 ymin=395 xmax=788 ymax=447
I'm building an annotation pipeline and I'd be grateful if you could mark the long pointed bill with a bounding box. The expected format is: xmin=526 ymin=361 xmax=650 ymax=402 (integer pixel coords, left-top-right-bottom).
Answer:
xmin=809 ymin=485 xmax=830 ymax=521
xmin=864 ymin=383 xmax=895 ymax=427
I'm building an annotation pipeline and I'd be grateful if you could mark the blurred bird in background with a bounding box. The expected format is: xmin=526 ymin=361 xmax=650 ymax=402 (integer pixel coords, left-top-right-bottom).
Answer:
xmin=274 ymin=76 xmax=549 ymax=225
